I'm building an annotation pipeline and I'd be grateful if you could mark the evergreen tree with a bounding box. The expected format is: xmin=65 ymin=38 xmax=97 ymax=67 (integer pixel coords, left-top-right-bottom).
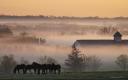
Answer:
xmin=65 ymin=48 xmax=86 ymax=72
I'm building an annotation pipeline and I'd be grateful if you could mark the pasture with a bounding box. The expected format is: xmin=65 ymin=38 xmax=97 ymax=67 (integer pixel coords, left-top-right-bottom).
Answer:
xmin=0 ymin=71 xmax=128 ymax=80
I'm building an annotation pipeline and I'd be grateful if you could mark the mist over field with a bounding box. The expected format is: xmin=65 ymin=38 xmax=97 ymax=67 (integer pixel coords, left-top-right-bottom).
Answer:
xmin=0 ymin=18 xmax=128 ymax=70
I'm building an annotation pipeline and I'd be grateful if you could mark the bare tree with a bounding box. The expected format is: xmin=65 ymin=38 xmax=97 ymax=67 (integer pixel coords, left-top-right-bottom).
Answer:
xmin=20 ymin=57 xmax=29 ymax=65
xmin=115 ymin=54 xmax=128 ymax=71
xmin=20 ymin=32 xmax=28 ymax=37
xmin=100 ymin=26 xmax=117 ymax=34
xmin=38 ymin=56 xmax=57 ymax=64
xmin=65 ymin=48 xmax=86 ymax=72
xmin=86 ymin=55 xmax=102 ymax=71
xmin=0 ymin=55 xmax=17 ymax=73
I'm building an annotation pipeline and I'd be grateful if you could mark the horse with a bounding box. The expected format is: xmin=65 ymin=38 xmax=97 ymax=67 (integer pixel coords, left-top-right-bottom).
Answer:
xmin=13 ymin=64 xmax=26 ymax=74
xmin=51 ymin=64 xmax=61 ymax=74
xmin=31 ymin=62 xmax=41 ymax=74
xmin=41 ymin=64 xmax=47 ymax=74
xmin=54 ymin=64 xmax=61 ymax=74
xmin=46 ymin=64 xmax=53 ymax=73
xmin=24 ymin=64 xmax=33 ymax=74
xmin=46 ymin=63 xmax=61 ymax=74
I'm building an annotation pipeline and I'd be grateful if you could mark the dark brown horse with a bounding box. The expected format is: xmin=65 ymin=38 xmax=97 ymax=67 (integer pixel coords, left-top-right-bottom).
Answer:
xmin=13 ymin=64 xmax=26 ymax=74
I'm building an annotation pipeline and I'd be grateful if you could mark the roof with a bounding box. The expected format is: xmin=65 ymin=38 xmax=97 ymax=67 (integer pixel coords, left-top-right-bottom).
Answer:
xmin=73 ymin=31 xmax=125 ymax=47
xmin=114 ymin=31 xmax=122 ymax=37
xmin=75 ymin=40 xmax=128 ymax=46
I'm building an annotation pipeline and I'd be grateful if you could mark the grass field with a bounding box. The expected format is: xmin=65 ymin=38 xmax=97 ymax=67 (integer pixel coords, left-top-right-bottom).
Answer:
xmin=0 ymin=71 xmax=128 ymax=80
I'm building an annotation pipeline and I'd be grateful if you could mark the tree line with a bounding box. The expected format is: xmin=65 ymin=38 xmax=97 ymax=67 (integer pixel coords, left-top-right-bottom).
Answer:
xmin=65 ymin=48 xmax=128 ymax=72
xmin=0 ymin=48 xmax=128 ymax=74
xmin=0 ymin=15 xmax=128 ymax=20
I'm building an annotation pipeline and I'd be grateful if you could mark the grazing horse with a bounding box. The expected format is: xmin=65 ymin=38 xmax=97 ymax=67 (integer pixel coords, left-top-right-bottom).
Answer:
xmin=31 ymin=62 xmax=41 ymax=74
xmin=24 ymin=64 xmax=33 ymax=74
xmin=51 ymin=64 xmax=61 ymax=74
xmin=13 ymin=64 xmax=26 ymax=74
xmin=41 ymin=64 xmax=47 ymax=74
xmin=54 ymin=64 xmax=61 ymax=74
xmin=46 ymin=63 xmax=61 ymax=74
xmin=47 ymin=64 xmax=53 ymax=73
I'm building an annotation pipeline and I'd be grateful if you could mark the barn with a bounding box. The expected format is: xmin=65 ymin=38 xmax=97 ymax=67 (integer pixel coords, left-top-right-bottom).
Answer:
xmin=72 ymin=31 xmax=128 ymax=70
xmin=72 ymin=31 xmax=127 ymax=48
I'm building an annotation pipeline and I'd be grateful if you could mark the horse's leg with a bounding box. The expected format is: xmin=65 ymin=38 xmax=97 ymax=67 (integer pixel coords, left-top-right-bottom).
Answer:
xmin=50 ymin=69 xmax=52 ymax=74
xmin=34 ymin=69 xmax=36 ymax=74
xmin=54 ymin=69 xmax=56 ymax=74
xmin=42 ymin=69 xmax=45 ymax=75
xmin=51 ymin=69 xmax=54 ymax=74
xmin=44 ymin=69 xmax=46 ymax=75
xmin=49 ymin=69 xmax=51 ymax=74
xmin=18 ymin=69 xmax=20 ymax=74
xmin=29 ymin=69 xmax=32 ymax=74
xmin=27 ymin=69 xmax=30 ymax=74
xmin=48 ymin=69 xmax=50 ymax=74
xmin=45 ymin=69 xmax=47 ymax=74
xmin=58 ymin=69 xmax=61 ymax=74
xmin=45 ymin=69 xmax=47 ymax=75
xmin=38 ymin=69 xmax=40 ymax=74
xmin=23 ymin=69 xmax=26 ymax=74
xmin=27 ymin=69 xmax=29 ymax=74
xmin=13 ymin=68 xmax=16 ymax=74
xmin=25 ymin=69 xmax=28 ymax=74
xmin=43 ymin=69 xmax=45 ymax=74
xmin=47 ymin=69 xmax=49 ymax=74
xmin=41 ymin=69 xmax=43 ymax=74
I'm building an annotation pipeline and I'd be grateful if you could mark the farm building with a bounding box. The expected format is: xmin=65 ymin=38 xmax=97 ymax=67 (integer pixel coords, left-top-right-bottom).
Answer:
xmin=72 ymin=31 xmax=127 ymax=48
xmin=72 ymin=31 xmax=128 ymax=70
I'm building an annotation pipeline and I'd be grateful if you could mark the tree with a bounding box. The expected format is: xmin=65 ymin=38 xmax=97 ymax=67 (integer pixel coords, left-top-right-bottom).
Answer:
xmin=20 ymin=32 xmax=28 ymax=37
xmin=20 ymin=57 xmax=29 ymax=65
xmin=0 ymin=55 xmax=17 ymax=73
xmin=115 ymin=54 xmax=128 ymax=71
xmin=100 ymin=26 xmax=117 ymax=34
xmin=38 ymin=56 xmax=57 ymax=64
xmin=86 ymin=55 xmax=102 ymax=71
xmin=0 ymin=25 xmax=13 ymax=36
xmin=65 ymin=48 xmax=86 ymax=72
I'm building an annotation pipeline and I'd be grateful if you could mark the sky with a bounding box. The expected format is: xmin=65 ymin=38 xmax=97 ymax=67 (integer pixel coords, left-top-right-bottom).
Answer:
xmin=0 ymin=0 xmax=128 ymax=17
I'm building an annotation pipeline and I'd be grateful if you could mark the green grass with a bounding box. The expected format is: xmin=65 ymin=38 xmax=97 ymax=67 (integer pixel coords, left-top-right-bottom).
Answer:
xmin=0 ymin=71 xmax=128 ymax=80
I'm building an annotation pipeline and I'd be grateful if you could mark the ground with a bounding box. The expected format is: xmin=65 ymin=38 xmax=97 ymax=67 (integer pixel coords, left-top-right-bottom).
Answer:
xmin=0 ymin=71 xmax=128 ymax=80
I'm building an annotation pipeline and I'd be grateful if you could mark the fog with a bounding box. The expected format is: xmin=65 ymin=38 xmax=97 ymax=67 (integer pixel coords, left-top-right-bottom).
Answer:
xmin=0 ymin=18 xmax=128 ymax=70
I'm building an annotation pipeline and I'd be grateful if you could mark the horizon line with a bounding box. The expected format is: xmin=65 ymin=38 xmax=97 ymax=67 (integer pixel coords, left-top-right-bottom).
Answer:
xmin=0 ymin=15 xmax=128 ymax=19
